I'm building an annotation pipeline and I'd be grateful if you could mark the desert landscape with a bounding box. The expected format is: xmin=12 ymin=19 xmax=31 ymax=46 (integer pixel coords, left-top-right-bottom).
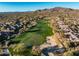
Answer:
xmin=0 ymin=2 xmax=79 ymax=56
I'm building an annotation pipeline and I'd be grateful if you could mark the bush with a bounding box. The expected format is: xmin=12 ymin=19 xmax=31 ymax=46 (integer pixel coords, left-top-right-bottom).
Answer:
xmin=63 ymin=49 xmax=77 ymax=56
xmin=63 ymin=51 xmax=74 ymax=56
xmin=9 ymin=43 xmax=40 ymax=56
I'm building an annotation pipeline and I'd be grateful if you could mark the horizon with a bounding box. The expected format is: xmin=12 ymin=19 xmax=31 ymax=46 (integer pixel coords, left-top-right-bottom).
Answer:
xmin=0 ymin=2 xmax=79 ymax=12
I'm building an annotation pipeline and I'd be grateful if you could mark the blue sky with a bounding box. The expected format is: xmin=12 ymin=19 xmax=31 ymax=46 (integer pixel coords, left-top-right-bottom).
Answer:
xmin=0 ymin=2 xmax=79 ymax=12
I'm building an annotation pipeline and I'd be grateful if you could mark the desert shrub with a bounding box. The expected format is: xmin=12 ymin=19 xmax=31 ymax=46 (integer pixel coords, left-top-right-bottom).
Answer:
xmin=63 ymin=48 xmax=78 ymax=56
xmin=31 ymin=46 xmax=41 ymax=56
xmin=73 ymin=51 xmax=79 ymax=56
xmin=63 ymin=50 xmax=74 ymax=56
xmin=9 ymin=43 xmax=33 ymax=56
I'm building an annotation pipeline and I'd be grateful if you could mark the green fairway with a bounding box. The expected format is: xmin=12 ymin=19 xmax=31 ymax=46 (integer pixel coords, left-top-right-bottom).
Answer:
xmin=9 ymin=19 xmax=53 ymax=55
xmin=15 ymin=19 xmax=53 ymax=45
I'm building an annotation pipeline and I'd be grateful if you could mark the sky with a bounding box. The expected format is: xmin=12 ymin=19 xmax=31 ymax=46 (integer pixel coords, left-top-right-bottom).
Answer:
xmin=0 ymin=2 xmax=79 ymax=12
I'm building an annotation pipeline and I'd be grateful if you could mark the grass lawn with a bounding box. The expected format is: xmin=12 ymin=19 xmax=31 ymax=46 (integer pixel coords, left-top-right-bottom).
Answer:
xmin=15 ymin=19 xmax=53 ymax=46
xmin=9 ymin=19 xmax=53 ymax=55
